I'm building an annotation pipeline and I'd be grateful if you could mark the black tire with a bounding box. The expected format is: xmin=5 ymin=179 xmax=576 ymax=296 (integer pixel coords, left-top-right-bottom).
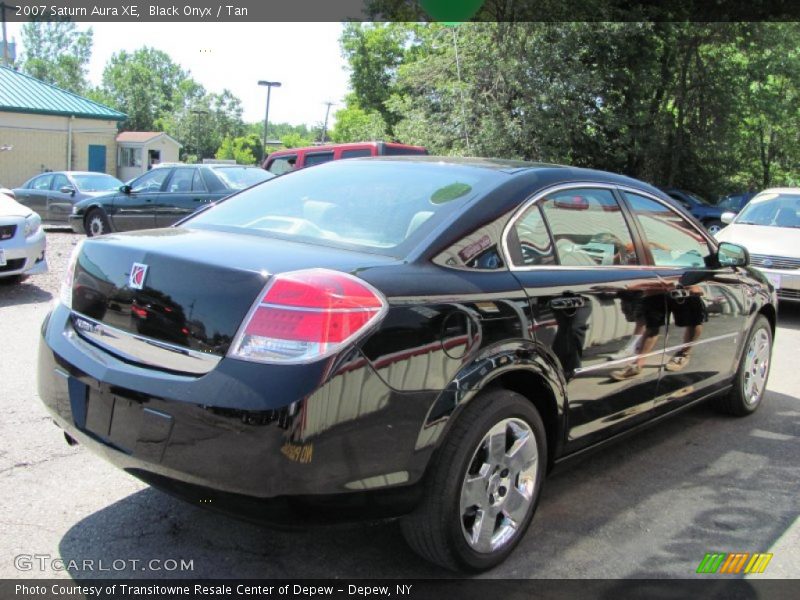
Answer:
xmin=85 ymin=208 xmax=111 ymax=237
xmin=705 ymin=220 xmax=724 ymax=235
xmin=715 ymin=315 xmax=772 ymax=416
xmin=401 ymin=387 xmax=547 ymax=572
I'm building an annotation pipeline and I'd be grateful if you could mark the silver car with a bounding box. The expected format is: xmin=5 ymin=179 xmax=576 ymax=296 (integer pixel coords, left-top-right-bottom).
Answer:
xmin=0 ymin=192 xmax=47 ymax=282
xmin=14 ymin=171 xmax=123 ymax=225
xmin=716 ymin=187 xmax=800 ymax=302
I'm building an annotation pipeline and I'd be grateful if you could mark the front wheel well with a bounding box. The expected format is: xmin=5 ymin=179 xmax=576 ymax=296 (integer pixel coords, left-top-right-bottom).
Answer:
xmin=758 ymin=303 xmax=777 ymax=336
xmin=486 ymin=370 xmax=560 ymax=469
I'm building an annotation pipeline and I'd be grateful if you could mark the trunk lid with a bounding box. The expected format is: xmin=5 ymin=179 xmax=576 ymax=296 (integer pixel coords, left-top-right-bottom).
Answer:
xmin=70 ymin=227 xmax=399 ymax=367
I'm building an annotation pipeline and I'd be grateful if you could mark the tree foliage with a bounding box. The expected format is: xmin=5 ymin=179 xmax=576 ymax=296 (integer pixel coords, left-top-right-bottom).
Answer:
xmin=344 ymin=22 xmax=800 ymax=195
xmin=19 ymin=21 xmax=93 ymax=94
xmin=216 ymin=133 xmax=262 ymax=165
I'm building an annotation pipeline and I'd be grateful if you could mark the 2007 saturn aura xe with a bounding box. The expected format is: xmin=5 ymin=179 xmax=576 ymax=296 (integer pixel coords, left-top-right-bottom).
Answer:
xmin=38 ymin=157 xmax=776 ymax=571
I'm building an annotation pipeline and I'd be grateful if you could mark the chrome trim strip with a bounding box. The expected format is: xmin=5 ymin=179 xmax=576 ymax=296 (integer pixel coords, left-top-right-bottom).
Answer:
xmin=500 ymin=181 xmax=717 ymax=272
xmin=573 ymin=332 xmax=739 ymax=375
xmin=68 ymin=312 xmax=221 ymax=375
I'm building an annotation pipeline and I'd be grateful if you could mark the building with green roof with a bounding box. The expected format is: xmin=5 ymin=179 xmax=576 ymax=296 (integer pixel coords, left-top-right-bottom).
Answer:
xmin=0 ymin=66 xmax=126 ymax=187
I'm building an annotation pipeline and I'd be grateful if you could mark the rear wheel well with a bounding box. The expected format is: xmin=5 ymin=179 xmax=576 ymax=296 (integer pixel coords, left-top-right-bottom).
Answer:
xmin=487 ymin=370 xmax=559 ymax=469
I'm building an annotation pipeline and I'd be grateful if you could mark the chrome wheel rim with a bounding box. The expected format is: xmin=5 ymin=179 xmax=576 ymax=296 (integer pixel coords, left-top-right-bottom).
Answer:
xmin=459 ymin=418 xmax=538 ymax=554
xmin=707 ymin=224 xmax=722 ymax=235
xmin=88 ymin=216 xmax=105 ymax=236
xmin=743 ymin=329 xmax=770 ymax=406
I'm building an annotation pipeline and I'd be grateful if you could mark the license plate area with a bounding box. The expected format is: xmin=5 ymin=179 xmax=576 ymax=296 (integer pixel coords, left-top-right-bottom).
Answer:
xmin=68 ymin=378 xmax=174 ymax=460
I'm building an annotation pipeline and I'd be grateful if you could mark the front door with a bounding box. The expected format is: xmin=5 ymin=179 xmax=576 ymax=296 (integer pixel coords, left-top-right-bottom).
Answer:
xmin=111 ymin=168 xmax=171 ymax=231
xmin=88 ymin=145 xmax=107 ymax=173
xmin=621 ymin=191 xmax=747 ymax=408
xmin=506 ymin=185 xmax=669 ymax=453
xmin=47 ymin=173 xmax=74 ymax=223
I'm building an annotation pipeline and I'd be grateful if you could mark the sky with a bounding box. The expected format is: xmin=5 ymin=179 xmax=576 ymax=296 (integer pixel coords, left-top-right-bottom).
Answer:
xmin=5 ymin=22 xmax=351 ymax=127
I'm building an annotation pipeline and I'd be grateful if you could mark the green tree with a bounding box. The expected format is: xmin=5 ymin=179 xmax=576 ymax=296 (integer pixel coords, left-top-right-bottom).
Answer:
xmin=19 ymin=21 xmax=93 ymax=93
xmin=330 ymin=100 xmax=388 ymax=142
xmin=216 ymin=134 xmax=262 ymax=164
xmin=99 ymin=47 xmax=201 ymax=131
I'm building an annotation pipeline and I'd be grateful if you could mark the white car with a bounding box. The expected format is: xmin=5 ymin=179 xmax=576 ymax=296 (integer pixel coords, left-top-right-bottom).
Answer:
xmin=716 ymin=187 xmax=800 ymax=302
xmin=0 ymin=192 xmax=47 ymax=283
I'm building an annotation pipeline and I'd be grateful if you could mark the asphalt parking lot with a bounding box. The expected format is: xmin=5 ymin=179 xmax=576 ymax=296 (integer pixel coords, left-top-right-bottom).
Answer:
xmin=1 ymin=231 xmax=799 ymax=580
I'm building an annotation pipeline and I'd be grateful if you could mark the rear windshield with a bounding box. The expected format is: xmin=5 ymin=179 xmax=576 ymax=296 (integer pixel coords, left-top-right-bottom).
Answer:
xmin=185 ymin=161 xmax=496 ymax=257
xmin=213 ymin=167 xmax=274 ymax=190
xmin=72 ymin=174 xmax=122 ymax=192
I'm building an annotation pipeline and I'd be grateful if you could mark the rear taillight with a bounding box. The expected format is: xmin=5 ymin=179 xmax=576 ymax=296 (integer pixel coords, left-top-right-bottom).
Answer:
xmin=229 ymin=268 xmax=387 ymax=364
xmin=59 ymin=239 xmax=85 ymax=309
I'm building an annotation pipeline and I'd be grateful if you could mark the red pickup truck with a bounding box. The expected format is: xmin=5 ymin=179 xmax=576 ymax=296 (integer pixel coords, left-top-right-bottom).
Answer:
xmin=263 ymin=141 xmax=428 ymax=175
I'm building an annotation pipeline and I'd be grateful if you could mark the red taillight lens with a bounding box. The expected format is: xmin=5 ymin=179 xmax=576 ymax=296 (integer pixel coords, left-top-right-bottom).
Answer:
xmin=229 ymin=269 xmax=387 ymax=364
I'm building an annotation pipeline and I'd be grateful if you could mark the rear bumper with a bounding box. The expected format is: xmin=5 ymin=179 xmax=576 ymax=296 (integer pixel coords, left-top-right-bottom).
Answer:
xmin=37 ymin=303 xmax=437 ymax=518
xmin=0 ymin=227 xmax=46 ymax=277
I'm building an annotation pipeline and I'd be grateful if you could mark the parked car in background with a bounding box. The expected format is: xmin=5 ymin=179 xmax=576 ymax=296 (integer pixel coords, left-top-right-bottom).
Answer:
xmin=14 ymin=172 xmax=124 ymax=225
xmin=716 ymin=188 xmax=800 ymax=302
xmin=718 ymin=190 xmax=757 ymax=214
xmin=263 ymin=141 xmax=428 ymax=175
xmin=69 ymin=164 xmax=275 ymax=236
xmin=0 ymin=191 xmax=46 ymax=283
xmin=662 ymin=188 xmax=727 ymax=234
xmin=39 ymin=157 xmax=775 ymax=571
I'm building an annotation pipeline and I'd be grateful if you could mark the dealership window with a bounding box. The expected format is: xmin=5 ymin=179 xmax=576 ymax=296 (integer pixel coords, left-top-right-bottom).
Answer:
xmin=623 ymin=192 xmax=711 ymax=268
xmin=119 ymin=147 xmax=142 ymax=168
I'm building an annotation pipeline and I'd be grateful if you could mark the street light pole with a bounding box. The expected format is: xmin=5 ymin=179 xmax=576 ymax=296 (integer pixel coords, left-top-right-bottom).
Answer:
xmin=258 ymin=80 xmax=282 ymax=163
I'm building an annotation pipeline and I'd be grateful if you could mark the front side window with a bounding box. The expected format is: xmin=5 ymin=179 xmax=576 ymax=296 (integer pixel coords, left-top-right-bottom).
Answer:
xmin=624 ymin=192 xmax=711 ymax=268
xmin=31 ymin=175 xmax=52 ymax=191
xmin=539 ymin=188 xmax=638 ymax=266
xmin=51 ymin=174 xmax=69 ymax=191
xmin=130 ymin=168 xmax=170 ymax=193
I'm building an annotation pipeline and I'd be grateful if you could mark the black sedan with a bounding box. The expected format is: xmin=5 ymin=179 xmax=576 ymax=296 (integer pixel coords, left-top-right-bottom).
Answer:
xmin=38 ymin=158 xmax=776 ymax=572
xmin=69 ymin=164 xmax=274 ymax=236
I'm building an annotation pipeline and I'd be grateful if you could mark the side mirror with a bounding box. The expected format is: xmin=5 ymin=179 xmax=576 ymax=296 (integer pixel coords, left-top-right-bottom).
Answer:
xmin=718 ymin=242 xmax=749 ymax=267
xmin=721 ymin=211 xmax=736 ymax=224
xmin=59 ymin=186 xmax=75 ymax=196
xmin=119 ymin=184 xmax=132 ymax=194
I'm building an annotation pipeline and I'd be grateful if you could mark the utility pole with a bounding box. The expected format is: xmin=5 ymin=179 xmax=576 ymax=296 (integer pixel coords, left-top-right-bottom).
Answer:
xmin=258 ymin=80 xmax=282 ymax=163
xmin=320 ymin=101 xmax=334 ymax=143
xmin=1 ymin=3 xmax=13 ymax=67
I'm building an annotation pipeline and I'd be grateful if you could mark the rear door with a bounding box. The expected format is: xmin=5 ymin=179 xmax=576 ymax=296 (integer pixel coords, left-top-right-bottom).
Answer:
xmin=20 ymin=174 xmax=52 ymax=220
xmin=111 ymin=168 xmax=171 ymax=231
xmin=621 ymin=190 xmax=747 ymax=407
xmin=154 ymin=167 xmax=196 ymax=227
xmin=506 ymin=184 xmax=669 ymax=453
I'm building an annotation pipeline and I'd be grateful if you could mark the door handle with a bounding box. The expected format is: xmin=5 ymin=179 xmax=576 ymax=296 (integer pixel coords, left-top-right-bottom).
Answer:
xmin=550 ymin=296 xmax=586 ymax=310
xmin=669 ymin=288 xmax=690 ymax=300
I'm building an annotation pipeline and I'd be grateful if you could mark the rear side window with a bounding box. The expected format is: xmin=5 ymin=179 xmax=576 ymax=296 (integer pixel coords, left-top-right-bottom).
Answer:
xmin=304 ymin=152 xmax=334 ymax=167
xmin=624 ymin=192 xmax=711 ymax=268
xmin=509 ymin=205 xmax=556 ymax=266
xmin=540 ymin=188 xmax=638 ymax=266
xmin=31 ymin=175 xmax=52 ymax=190
xmin=267 ymin=155 xmax=296 ymax=175
xmin=341 ymin=149 xmax=373 ymax=159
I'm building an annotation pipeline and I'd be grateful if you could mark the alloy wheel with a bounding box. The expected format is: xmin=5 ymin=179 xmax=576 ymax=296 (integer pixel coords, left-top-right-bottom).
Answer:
xmin=459 ymin=418 xmax=539 ymax=554
xmin=743 ymin=328 xmax=770 ymax=406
